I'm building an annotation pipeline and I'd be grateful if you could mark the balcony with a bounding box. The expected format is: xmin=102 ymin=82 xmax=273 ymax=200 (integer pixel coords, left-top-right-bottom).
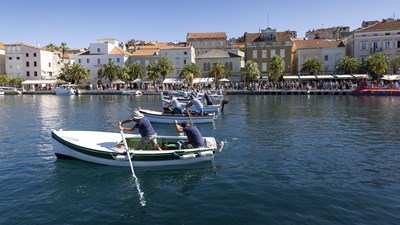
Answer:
xmin=370 ymin=47 xmax=382 ymax=53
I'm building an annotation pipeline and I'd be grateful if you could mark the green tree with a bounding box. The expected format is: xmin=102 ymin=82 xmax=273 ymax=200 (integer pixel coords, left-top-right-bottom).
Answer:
xmin=269 ymin=55 xmax=285 ymax=82
xmin=44 ymin=43 xmax=59 ymax=52
xmin=157 ymin=56 xmax=174 ymax=82
xmin=97 ymin=61 xmax=123 ymax=83
xmin=59 ymin=42 xmax=69 ymax=61
xmin=335 ymin=56 xmax=361 ymax=74
xmin=60 ymin=64 xmax=90 ymax=84
xmin=124 ymin=63 xmax=145 ymax=82
xmin=390 ymin=56 xmax=400 ymax=74
xmin=209 ymin=61 xmax=229 ymax=85
xmin=147 ymin=62 xmax=160 ymax=86
xmin=240 ymin=61 xmax=260 ymax=85
xmin=180 ymin=63 xmax=201 ymax=86
xmin=300 ymin=58 xmax=324 ymax=75
xmin=365 ymin=52 xmax=389 ymax=81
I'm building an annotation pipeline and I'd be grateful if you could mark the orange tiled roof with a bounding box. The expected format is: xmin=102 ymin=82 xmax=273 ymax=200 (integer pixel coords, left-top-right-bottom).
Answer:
xmin=109 ymin=46 xmax=132 ymax=56
xmin=132 ymin=49 xmax=158 ymax=56
xmin=357 ymin=20 xmax=400 ymax=32
xmin=0 ymin=42 xmax=4 ymax=49
xmin=5 ymin=42 xmax=40 ymax=49
xmin=244 ymin=31 xmax=291 ymax=42
xmin=187 ymin=32 xmax=226 ymax=39
xmin=294 ymin=39 xmax=344 ymax=49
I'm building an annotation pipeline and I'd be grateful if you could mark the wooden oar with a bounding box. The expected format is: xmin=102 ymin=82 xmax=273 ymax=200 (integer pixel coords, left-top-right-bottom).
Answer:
xmin=186 ymin=109 xmax=193 ymax=125
xmin=120 ymin=130 xmax=146 ymax=206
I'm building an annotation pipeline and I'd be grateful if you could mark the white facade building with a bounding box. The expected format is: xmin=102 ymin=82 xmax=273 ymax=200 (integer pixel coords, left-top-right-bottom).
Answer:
xmin=5 ymin=42 xmax=61 ymax=80
xmin=159 ymin=46 xmax=195 ymax=77
xmin=70 ymin=38 xmax=132 ymax=83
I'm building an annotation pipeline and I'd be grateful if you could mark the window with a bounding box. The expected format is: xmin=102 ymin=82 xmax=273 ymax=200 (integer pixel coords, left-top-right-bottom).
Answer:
xmin=117 ymin=58 xmax=120 ymax=63
xmin=109 ymin=58 xmax=112 ymax=62
xmin=252 ymin=50 xmax=258 ymax=59
xmin=262 ymin=63 xmax=267 ymax=72
xmin=262 ymin=50 xmax=267 ymax=58
xmin=33 ymin=53 xmax=37 ymax=57
xmin=78 ymin=59 xmax=81 ymax=63
xmin=49 ymin=63 xmax=51 ymax=67
xmin=325 ymin=66 xmax=329 ymax=71
xmin=87 ymin=59 xmax=90 ymax=63
xmin=165 ymin=52 xmax=168 ymax=55
xmin=225 ymin=62 xmax=229 ymax=69
xmin=212 ymin=41 xmax=216 ymax=47
xmin=27 ymin=71 xmax=30 ymax=76
xmin=203 ymin=63 xmax=207 ymax=71
xmin=184 ymin=51 xmax=187 ymax=55
xmin=26 ymin=53 xmax=29 ymax=57
xmin=26 ymin=62 xmax=29 ymax=67
xmin=360 ymin=42 xmax=367 ymax=50
xmin=34 ymin=61 xmax=37 ymax=67
xmin=220 ymin=41 xmax=224 ymax=46
xmin=97 ymin=58 xmax=101 ymax=64
xmin=229 ymin=62 xmax=232 ymax=71
xmin=270 ymin=49 xmax=276 ymax=57
xmin=324 ymin=55 xmax=329 ymax=61
xmin=145 ymin=60 xmax=149 ymax=66
xmin=8 ymin=57 xmax=12 ymax=60
xmin=397 ymin=40 xmax=400 ymax=48
xmin=97 ymin=48 xmax=100 ymax=52
xmin=183 ymin=59 xmax=187 ymax=64
xmin=280 ymin=49 xmax=285 ymax=58
xmin=34 ymin=71 xmax=38 ymax=76
xmin=384 ymin=41 xmax=391 ymax=49
xmin=17 ymin=57 xmax=20 ymax=60
xmin=373 ymin=33 xmax=378 ymax=36
xmin=385 ymin=33 xmax=390 ymax=36
xmin=136 ymin=60 xmax=140 ymax=64
xmin=204 ymin=41 xmax=208 ymax=47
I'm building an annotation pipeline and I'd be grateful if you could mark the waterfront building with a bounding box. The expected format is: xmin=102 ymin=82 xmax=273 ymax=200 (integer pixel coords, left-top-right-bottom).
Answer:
xmin=159 ymin=46 xmax=195 ymax=77
xmin=0 ymin=42 xmax=5 ymax=74
xmin=244 ymin=28 xmax=294 ymax=76
xmin=305 ymin=26 xmax=351 ymax=40
xmin=187 ymin=32 xmax=227 ymax=57
xmin=347 ymin=19 xmax=400 ymax=69
xmin=195 ymin=49 xmax=244 ymax=81
xmin=5 ymin=42 xmax=61 ymax=81
xmin=70 ymin=38 xmax=132 ymax=83
xmin=293 ymin=39 xmax=345 ymax=75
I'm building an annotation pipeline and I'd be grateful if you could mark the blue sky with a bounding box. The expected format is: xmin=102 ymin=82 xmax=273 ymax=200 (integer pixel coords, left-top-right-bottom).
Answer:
xmin=1 ymin=0 xmax=399 ymax=48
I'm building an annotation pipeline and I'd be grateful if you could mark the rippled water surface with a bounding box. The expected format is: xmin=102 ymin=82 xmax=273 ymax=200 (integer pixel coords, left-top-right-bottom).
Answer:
xmin=1 ymin=94 xmax=400 ymax=225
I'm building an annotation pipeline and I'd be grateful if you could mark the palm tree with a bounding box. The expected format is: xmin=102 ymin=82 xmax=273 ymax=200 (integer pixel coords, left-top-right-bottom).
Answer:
xmin=123 ymin=62 xmax=146 ymax=83
xmin=59 ymin=64 xmax=90 ymax=84
xmin=366 ymin=52 xmax=389 ymax=81
xmin=240 ymin=61 xmax=260 ymax=85
xmin=390 ymin=56 xmax=400 ymax=74
xmin=335 ymin=56 xmax=361 ymax=74
xmin=300 ymin=58 xmax=324 ymax=75
xmin=157 ymin=56 xmax=174 ymax=82
xmin=269 ymin=55 xmax=285 ymax=82
xmin=147 ymin=62 xmax=160 ymax=86
xmin=209 ymin=61 xmax=229 ymax=85
xmin=97 ymin=61 xmax=123 ymax=83
xmin=180 ymin=63 xmax=201 ymax=86
xmin=44 ymin=43 xmax=59 ymax=52
xmin=59 ymin=42 xmax=69 ymax=61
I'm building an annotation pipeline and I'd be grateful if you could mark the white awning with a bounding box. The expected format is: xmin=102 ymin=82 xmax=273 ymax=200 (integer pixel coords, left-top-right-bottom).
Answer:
xmin=21 ymin=80 xmax=59 ymax=85
xmin=298 ymin=75 xmax=317 ymax=80
xmin=194 ymin=78 xmax=214 ymax=84
xmin=336 ymin=75 xmax=354 ymax=79
xmin=163 ymin=78 xmax=183 ymax=84
xmin=315 ymin=75 xmax=335 ymax=79
xmin=382 ymin=75 xmax=400 ymax=81
xmin=132 ymin=78 xmax=152 ymax=83
xmin=352 ymin=74 xmax=369 ymax=79
xmin=283 ymin=76 xmax=299 ymax=80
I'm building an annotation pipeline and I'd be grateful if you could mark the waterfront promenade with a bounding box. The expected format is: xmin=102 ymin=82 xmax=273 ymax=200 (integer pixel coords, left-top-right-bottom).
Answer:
xmin=3 ymin=89 xmax=352 ymax=96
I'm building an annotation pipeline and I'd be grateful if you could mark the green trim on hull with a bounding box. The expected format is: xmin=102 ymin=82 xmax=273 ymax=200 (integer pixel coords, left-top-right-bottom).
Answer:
xmin=52 ymin=132 xmax=215 ymax=162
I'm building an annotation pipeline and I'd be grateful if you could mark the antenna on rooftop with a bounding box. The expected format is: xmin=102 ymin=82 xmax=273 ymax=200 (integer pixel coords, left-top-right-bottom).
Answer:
xmin=392 ymin=12 xmax=397 ymax=19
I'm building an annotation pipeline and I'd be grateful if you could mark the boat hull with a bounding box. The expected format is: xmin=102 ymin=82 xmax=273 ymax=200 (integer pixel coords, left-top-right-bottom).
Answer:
xmin=351 ymin=88 xmax=400 ymax=96
xmin=52 ymin=130 xmax=217 ymax=167
xmin=139 ymin=109 xmax=215 ymax=124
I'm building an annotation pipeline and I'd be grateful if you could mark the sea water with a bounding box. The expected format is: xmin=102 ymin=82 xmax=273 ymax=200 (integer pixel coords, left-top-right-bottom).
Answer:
xmin=1 ymin=94 xmax=400 ymax=225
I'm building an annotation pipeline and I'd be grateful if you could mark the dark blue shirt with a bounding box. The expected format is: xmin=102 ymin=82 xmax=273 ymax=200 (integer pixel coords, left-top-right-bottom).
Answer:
xmin=183 ymin=125 xmax=204 ymax=147
xmin=133 ymin=117 xmax=156 ymax=137
xmin=204 ymin=93 xmax=212 ymax=105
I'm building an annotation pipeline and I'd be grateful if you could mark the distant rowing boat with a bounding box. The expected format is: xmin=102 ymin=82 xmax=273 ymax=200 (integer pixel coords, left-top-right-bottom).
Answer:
xmin=139 ymin=108 xmax=216 ymax=124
